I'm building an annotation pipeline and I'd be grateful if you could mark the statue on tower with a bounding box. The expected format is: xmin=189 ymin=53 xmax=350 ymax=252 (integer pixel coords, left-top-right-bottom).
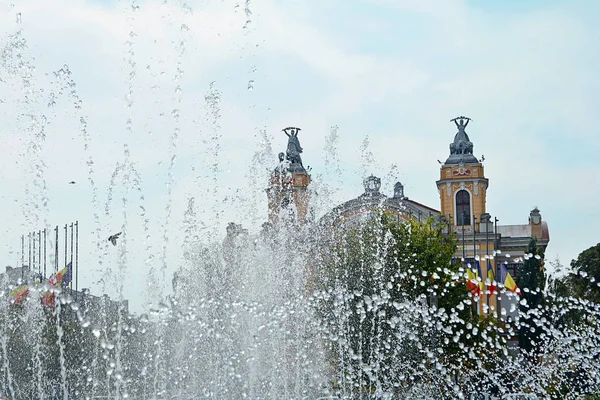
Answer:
xmin=452 ymin=116 xmax=470 ymax=131
xmin=283 ymin=127 xmax=305 ymax=171
xmin=449 ymin=116 xmax=473 ymax=155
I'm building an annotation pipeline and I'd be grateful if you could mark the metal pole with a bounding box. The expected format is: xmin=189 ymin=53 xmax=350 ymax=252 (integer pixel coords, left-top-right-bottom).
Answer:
xmin=28 ymin=232 xmax=32 ymax=274
xmin=473 ymin=215 xmax=477 ymax=261
xmin=75 ymin=221 xmax=79 ymax=300
xmin=494 ymin=217 xmax=499 ymax=248
xmin=70 ymin=223 xmax=74 ymax=291
xmin=44 ymin=229 xmax=47 ymax=278
xmin=473 ymin=215 xmax=480 ymax=314
xmin=38 ymin=230 xmax=42 ymax=275
xmin=486 ymin=220 xmax=490 ymax=313
xmin=21 ymin=235 xmax=24 ymax=279
xmin=64 ymin=224 xmax=67 ymax=270
xmin=495 ymin=217 xmax=500 ymax=325
xmin=54 ymin=225 xmax=59 ymax=273
xmin=32 ymin=231 xmax=36 ymax=275
xmin=461 ymin=212 xmax=466 ymax=261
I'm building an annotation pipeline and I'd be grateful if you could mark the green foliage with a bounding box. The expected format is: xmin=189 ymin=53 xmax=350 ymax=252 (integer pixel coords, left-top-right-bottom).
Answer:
xmin=560 ymin=243 xmax=600 ymax=304
xmin=516 ymin=237 xmax=546 ymax=353
xmin=313 ymin=213 xmax=503 ymax=394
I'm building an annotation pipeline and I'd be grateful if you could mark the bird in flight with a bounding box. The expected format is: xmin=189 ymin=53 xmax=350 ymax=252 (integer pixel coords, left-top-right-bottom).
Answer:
xmin=108 ymin=232 xmax=122 ymax=246
xmin=68 ymin=181 xmax=76 ymax=184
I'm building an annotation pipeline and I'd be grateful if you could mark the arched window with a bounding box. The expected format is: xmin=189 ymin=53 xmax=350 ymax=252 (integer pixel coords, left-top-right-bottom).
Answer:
xmin=456 ymin=190 xmax=471 ymax=226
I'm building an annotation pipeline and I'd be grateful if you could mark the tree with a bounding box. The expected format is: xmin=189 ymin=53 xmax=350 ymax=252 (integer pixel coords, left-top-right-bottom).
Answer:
xmin=560 ymin=243 xmax=600 ymax=304
xmin=312 ymin=213 xmax=500 ymax=397
xmin=515 ymin=237 xmax=546 ymax=354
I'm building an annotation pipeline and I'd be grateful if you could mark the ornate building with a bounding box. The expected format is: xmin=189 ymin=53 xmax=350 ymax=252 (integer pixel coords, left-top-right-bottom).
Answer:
xmin=319 ymin=175 xmax=439 ymax=228
xmin=263 ymin=118 xmax=550 ymax=316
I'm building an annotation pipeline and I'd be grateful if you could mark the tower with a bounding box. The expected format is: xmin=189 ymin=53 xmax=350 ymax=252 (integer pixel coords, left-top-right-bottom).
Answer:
xmin=436 ymin=117 xmax=489 ymax=232
xmin=266 ymin=127 xmax=311 ymax=225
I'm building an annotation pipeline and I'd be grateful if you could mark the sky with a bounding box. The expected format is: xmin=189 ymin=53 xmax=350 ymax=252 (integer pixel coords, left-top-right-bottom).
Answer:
xmin=0 ymin=0 xmax=599 ymax=313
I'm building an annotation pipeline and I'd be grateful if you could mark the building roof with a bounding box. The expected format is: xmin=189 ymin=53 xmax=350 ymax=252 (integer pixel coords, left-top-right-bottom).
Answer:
xmin=497 ymin=221 xmax=549 ymax=241
xmin=497 ymin=224 xmax=532 ymax=238
xmin=319 ymin=175 xmax=440 ymax=227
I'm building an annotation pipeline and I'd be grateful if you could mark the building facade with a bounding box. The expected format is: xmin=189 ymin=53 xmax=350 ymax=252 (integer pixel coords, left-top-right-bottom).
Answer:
xmin=269 ymin=117 xmax=550 ymax=318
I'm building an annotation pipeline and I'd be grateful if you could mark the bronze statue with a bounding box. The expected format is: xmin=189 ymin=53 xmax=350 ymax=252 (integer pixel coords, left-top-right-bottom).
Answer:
xmin=449 ymin=116 xmax=473 ymax=155
xmin=283 ymin=127 xmax=303 ymax=167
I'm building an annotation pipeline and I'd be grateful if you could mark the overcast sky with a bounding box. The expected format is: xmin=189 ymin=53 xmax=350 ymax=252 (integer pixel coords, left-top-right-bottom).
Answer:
xmin=1 ymin=0 xmax=599 ymax=312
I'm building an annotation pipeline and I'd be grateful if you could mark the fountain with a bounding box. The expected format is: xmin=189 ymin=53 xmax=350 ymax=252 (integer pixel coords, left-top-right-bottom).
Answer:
xmin=0 ymin=1 xmax=599 ymax=399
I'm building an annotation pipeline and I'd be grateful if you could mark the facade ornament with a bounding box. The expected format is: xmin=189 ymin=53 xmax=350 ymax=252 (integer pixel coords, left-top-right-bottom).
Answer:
xmin=393 ymin=182 xmax=404 ymax=199
xmin=363 ymin=175 xmax=381 ymax=195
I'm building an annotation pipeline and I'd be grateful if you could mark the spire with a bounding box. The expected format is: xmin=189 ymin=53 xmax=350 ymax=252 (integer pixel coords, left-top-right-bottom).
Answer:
xmin=444 ymin=116 xmax=479 ymax=165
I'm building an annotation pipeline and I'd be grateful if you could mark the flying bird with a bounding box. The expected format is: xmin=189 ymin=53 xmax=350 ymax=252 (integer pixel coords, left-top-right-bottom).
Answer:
xmin=437 ymin=160 xmax=442 ymax=165
xmin=68 ymin=181 xmax=76 ymax=184
xmin=108 ymin=232 xmax=122 ymax=246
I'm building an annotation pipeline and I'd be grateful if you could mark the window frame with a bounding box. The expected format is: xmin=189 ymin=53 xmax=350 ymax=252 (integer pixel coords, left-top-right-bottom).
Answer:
xmin=455 ymin=189 xmax=472 ymax=226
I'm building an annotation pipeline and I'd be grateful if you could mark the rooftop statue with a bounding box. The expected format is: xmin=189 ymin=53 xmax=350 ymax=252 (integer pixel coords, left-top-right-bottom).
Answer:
xmin=449 ymin=116 xmax=473 ymax=155
xmin=444 ymin=116 xmax=479 ymax=165
xmin=283 ymin=127 xmax=305 ymax=172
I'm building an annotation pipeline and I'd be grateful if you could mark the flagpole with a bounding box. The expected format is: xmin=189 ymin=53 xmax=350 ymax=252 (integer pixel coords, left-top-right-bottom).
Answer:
xmin=473 ymin=215 xmax=479 ymax=315
xmin=32 ymin=231 xmax=36 ymax=276
xmin=461 ymin=211 xmax=466 ymax=261
xmin=21 ymin=235 xmax=24 ymax=280
xmin=38 ymin=230 xmax=42 ymax=276
xmin=495 ymin=217 xmax=500 ymax=327
xmin=64 ymin=224 xmax=67 ymax=270
xmin=54 ymin=225 xmax=59 ymax=273
xmin=75 ymin=221 xmax=79 ymax=301
xmin=486 ymin=218 xmax=490 ymax=315
xmin=43 ymin=229 xmax=47 ymax=279
xmin=28 ymin=232 xmax=32 ymax=276
xmin=70 ymin=223 xmax=74 ymax=291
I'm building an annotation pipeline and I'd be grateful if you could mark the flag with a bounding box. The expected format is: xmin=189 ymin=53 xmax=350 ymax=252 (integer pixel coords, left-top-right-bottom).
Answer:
xmin=9 ymin=284 xmax=29 ymax=305
xmin=499 ymin=263 xmax=521 ymax=295
xmin=487 ymin=268 xmax=497 ymax=296
xmin=48 ymin=263 xmax=71 ymax=288
xmin=42 ymin=262 xmax=72 ymax=308
xmin=466 ymin=268 xmax=478 ymax=292
xmin=476 ymin=261 xmax=485 ymax=295
xmin=42 ymin=291 xmax=56 ymax=307
xmin=465 ymin=262 xmax=483 ymax=296
xmin=62 ymin=262 xmax=72 ymax=288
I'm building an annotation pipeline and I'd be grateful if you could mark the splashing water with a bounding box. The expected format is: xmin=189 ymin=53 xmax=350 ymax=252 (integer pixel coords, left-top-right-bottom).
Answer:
xmin=0 ymin=2 xmax=599 ymax=400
